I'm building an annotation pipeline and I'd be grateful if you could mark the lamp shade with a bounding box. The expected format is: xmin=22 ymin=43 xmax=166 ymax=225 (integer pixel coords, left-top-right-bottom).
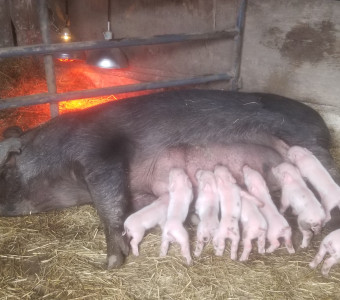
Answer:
xmin=86 ymin=48 xmax=128 ymax=69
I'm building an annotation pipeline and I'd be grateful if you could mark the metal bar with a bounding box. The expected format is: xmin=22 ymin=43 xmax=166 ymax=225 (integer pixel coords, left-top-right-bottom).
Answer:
xmin=0 ymin=73 xmax=232 ymax=109
xmin=38 ymin=0 xmax=59 ymax=117
xmin=231 ymin=0 xmax=247 ymax=91
xmin=0 ymin=30 xmax=237 ymax=58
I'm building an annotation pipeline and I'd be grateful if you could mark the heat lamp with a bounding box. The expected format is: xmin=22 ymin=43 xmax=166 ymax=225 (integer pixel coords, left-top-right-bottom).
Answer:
xmin=54 ymin=0 xmax=85 ymax=62
xmin=60 ymin=26 xmax=71 ymax=42
xmin=86 ymin=0 xmax=128 ymax=69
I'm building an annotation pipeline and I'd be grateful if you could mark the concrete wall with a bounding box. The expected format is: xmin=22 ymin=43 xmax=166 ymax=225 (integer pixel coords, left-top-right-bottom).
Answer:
xmin=240 ymin=0 xmax=340 ymax=145
xmin=241 ymin=0 xmax=340 ymax=107
xmin=0 ymin=0 xmax=13 ymax=47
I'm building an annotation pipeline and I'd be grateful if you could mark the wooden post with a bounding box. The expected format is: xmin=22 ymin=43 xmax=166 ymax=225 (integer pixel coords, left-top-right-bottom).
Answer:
xmin=0 ymin=0 xmax=14 ymax=47
xmin=9 ymin=0 xmax=41 ymax=45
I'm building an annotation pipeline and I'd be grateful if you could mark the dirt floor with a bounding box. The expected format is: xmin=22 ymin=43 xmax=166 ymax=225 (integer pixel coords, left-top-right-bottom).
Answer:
xmin=1 ymin=58 xmax=340 ymax=299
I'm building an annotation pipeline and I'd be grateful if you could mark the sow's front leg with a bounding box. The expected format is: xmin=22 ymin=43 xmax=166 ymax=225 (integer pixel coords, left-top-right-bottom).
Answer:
xmin=80 ymin=140 xmax=130 ymax=269
xmin=85 ymin=163 xmax=129 ymax=268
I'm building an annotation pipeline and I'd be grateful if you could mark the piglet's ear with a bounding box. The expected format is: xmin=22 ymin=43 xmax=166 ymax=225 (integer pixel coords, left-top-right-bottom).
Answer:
xmin=283 ymin=172 xmax=293 ymax=183
xmin=169 ymin=182 xmax=175 ymax=192
xmin=203 ymin=182 xmax=213 ymax=193
xmin=248 ymin=185 xmax=259 ymax=197
xmin=241 ymin=190 xmax=264 ymax=207
xmin=195 ymin=169 xmax=203 ymax=180
xmin=249 ymin=195 xmax=264 ymax=207
xmin=185 ymin=177 xmax=192 ymax=188
xmin=216 ymin=176 xmax=223 ymax=186
xmin=288 ymin=153 xmax=295 ymax=163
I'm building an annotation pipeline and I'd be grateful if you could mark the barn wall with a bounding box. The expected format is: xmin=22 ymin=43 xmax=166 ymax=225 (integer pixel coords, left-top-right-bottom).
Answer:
xmin=240 ymin=0 xmax=340 ymax=145
xmin=241 ymin=0 xmax=340 ymax=107
xmin=0 ymin=0 xmax=13 ymax=47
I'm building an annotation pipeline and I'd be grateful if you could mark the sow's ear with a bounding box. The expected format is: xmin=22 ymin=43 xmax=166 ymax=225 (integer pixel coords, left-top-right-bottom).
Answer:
xmin=2 ymin=126 xmax=23 ymax=138
xmin=0 ymin=137 xmax=22 ymax=167
xmin=0 ymin=153 xmax=18 ymax=169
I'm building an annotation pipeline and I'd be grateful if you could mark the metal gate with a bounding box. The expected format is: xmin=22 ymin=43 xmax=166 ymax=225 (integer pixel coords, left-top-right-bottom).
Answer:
xmin=0 ymin=0 xmax=247 ymax=117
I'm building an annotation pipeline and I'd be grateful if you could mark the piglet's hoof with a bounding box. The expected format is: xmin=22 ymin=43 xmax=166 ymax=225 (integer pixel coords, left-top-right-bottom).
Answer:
xmin=106 ymin=233 xmax=130 ymax=269
xmin=185 ymin=256 xmax=192 ymax=266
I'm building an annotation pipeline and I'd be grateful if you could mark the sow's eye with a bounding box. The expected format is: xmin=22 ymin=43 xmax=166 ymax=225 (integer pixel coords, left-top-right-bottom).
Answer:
xmin=0 ymin=165 xmax=6 ymax=179
xmin=0 ymin=168 xmax=8 ymax=195
xmin=0 ymin=161 xmax=18 ymax=182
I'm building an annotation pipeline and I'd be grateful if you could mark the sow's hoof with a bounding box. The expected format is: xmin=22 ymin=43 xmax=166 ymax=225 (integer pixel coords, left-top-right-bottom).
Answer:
xmin=106 ymin=232 xmax=130 ymax=269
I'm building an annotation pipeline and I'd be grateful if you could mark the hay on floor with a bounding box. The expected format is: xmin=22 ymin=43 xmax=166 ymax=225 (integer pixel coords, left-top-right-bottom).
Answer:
xmin=0 ymin=204 xmax=340 ymax=299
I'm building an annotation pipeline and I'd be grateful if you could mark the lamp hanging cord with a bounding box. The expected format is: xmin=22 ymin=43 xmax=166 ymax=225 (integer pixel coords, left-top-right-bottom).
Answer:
xmin=107 ymin=0 xmax=111 ymax=32
xmin=65 ymin=0 xmax=70 ymax=27
xmin=103 ymin=0 xmax=113 ymax=40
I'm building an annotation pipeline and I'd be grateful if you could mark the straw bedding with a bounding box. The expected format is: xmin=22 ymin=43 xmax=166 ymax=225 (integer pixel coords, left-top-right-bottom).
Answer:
xmin=0 ymin=58 xmax=340 ymax=299
xmin=1 ymin=207 xmax=340 ymax=299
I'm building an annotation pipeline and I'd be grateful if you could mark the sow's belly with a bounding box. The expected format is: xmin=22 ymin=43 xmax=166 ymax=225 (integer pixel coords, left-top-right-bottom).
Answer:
xmin=129 ymin=143 xmax=283 ymax=211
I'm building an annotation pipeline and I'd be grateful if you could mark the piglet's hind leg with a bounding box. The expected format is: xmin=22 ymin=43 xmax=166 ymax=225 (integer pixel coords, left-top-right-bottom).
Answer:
xmin=239 ymin=238 xmax=252 ymax=261
xmin=321 ymin=255 xmax=340 ymax=277
xmin=129 ymin=229 xmax=145 ymax=256
xmin=230 ymin=234 xmax=240 ymax=261
xmin=300 ymin=228 xmax=313 ymax=249
xmin=284 ymin=228 xmax=295 ymax=254
xmin=266 ymin=238 xmax=280 ymax=253
xmin=194 ymin=239 xmax=204 ymax=257
xmin=310 ymin=243 xmax=328 ymax=269
xmin=160 ymin=238 xmax=170 ymax=257
xmin=172 ymin=224 xmax=192 ymax=265
xmin=213 ymin=235 xmax=226 ymax=256
xmin=180 ymin=242 xmax=192 ymax=265
xmin=279 ymin=196 xmax=290 ymax=214
xmin=298 ymin=216 xmax=313 ymax=249
xmin=257 ymin=230 xmax=266 ymax=254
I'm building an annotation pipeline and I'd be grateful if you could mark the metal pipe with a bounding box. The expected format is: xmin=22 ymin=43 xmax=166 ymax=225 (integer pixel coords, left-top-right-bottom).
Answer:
xmin=38 ymin=0 xmax=59 ymax=117
xmin=0 ymin=73 xmax=232 ymax=109
xmin=0 ymin=30 xmax=237 ymax=58
xmin=231 ymin=0 xmax=247 ymax=91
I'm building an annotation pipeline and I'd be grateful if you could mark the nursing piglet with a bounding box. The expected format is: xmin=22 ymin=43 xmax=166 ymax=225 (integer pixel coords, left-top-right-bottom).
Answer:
xmin=213 ymin=166 xmax=241 ymax=260
xmin=272 ymin=162 xmax=325 ymax=248
xmin=288 ymin=146 xmax=340 ymax=222
xmin=239 ymin=190 xmax=267 ymax=261
xmin=160 ymin=168 xmax=193 ymax=265
xmin=194 ymin=170 xmax=220 ymax=257
xmin=123 ymin=194 xmax=169 ymax=256
xmin=310 ymin=229 xmax=340 ymax=277
xmin=243 ymin=165 xmax=295 ymax=254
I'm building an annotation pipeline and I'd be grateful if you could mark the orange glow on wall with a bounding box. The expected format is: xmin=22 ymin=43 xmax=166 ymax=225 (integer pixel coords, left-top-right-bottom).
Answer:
xmin=58 ymin=58 xmax=76 ymax=62
xmin=0 ymin=59 xmax=156 ymax=133
xmin=58 ymin=94 xmax=118 ymax=113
